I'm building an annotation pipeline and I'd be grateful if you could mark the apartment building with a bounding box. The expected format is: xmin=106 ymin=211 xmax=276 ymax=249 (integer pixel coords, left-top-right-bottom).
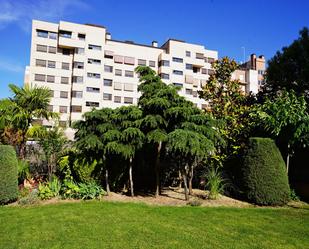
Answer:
xmin=24 ymin=20 xmax=264 ymax=138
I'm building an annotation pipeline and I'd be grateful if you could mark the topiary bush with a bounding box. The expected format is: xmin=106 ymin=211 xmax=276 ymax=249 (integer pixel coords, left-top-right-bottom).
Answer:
xmin=242 ymin=137 xmax=290 ymax=206
xmin=0 ymin=145 xmax=18 ymax=204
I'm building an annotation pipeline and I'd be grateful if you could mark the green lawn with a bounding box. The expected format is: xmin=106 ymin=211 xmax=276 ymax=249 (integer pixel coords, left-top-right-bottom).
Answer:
xmin=0 ymin=201 xmax=308 ymax=249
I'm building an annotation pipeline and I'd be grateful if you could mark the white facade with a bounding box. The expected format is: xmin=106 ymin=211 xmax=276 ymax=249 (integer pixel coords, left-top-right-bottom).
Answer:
xmin=25 ymin=20 xmax=263 ymax=135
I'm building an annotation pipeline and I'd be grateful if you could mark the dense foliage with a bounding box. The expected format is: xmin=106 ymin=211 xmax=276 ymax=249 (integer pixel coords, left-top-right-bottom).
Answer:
xmin=0 ymin=145 xmax=18 ymax=204
xmin=242 ymin=138 xmax=290 ymax=206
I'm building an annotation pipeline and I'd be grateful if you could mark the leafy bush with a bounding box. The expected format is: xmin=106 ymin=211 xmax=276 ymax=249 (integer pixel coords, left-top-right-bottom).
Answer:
xmin=290 ymin=189 xmax=300 ymax=201
xmin=205 ymin=167 xmax=225 ymax=200
xmin=17 ymin=159 xmax=31 ymax=183
xmin=242 ymin=137 xmax=290 ymax=206
xmin=49 ymin=176 xmax=61 ymax=197
xmin=78 ymin=181 xmax=105 ymax=200
xmin=61 ymin=180 xmax=80 ymax=199
xmin=18 ymin=189 xmax=39 ymax=205
xmin=19 ymin=186 xmax=31 ymax=198
xmin=73 ymin=159 xmax=97 ymax=183
xmin=38 ymin=183 xmax=54 ymax=200
xmin=0 ymin=145 xmax=18 ymax=204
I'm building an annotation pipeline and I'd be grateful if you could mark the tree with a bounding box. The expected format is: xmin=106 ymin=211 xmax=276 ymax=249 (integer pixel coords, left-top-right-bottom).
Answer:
xmin=74 ymin=108 xmax=116 ymax=195
xmin=251 ymin=90 xmax=309 ymax=174
xmin=198 ymin=57 xmax=254 ymax=161
xmin=0 ymin=84 xmax=57 ymax=158
xmin=262 ymin=27 xmax=309 ymax=103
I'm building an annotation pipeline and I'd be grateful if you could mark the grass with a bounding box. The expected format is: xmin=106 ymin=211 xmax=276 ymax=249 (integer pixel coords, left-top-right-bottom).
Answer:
xmin=0 ymin=201 xmax=309 ymax=249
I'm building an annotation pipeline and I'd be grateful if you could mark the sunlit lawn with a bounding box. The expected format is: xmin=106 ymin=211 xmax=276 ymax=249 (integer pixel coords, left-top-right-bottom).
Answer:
xmin=0 ymin=201 xmax=308 ymax=249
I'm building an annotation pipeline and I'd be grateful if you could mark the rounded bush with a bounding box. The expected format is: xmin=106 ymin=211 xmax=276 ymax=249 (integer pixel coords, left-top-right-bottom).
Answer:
xmin=242 ymin=137 xmax=290 ymax=206
xmin=0 ymin=145 xmax=18 ymax=204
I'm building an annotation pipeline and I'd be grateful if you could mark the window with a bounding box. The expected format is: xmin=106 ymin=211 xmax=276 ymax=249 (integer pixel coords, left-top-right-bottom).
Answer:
xmin=124 ymin=97 xmax=133 ymax=104
xmin=173 ymin=83 xmax=183 ymax=88
xmin=48 ymin=46 xmax=57 ymax=54
xmin=185 ymin=88 xmax=193 ymax=95
xmin=36 ymin=59 xmax=46 ymax=67
xmin=193 ymin=91 xmax=198 ymax=97
xmin=172 ymin=57 xmax=183 ymax=63
xmin=114 ymin=55 xmax=124 ymax=64
xmin=186 ymin=64 xmax=193 ymax=70
xmin=47 ymin=105 xmax=53 ymax=112
xmin=73 ymin=76 xmax=83 ymax=83
xmin=115 ymin=69 xmax=122 ymax=76
xmin=149 ymin=60 xmax=156 ymax=67
xmin=47 ymin=61 xmax=56 ymax=68
xmin=87 ymin=73 xmax=101 ymax=78
xmin=62 ymin=48 xmax=71 ymax=55
xmin=61 ymin=77 xmax=69 ymax=84
xmin=74 ymin=62 xmax=84 ymax=69
xmin=62 ymin=62 xmax=70 ymax=70
xmin=37 ymin=44 xmax=47 ymax=52
xmin=86 ymin=101 xmax=99 ymax=107
xmin=104 ymin=65 xmax=113 ymax=73
xmin=59 ymin=30 xmax=72 ymax=38
xmin=193 ymin=66 xmax=199 ymax=73
xmin=124 ymin=83 xmax=134 ymax=92
xmin=71 ymin=105 xmax=82 ymax=112
xmin=59 ymin=106 xmax=68 ymax=113
xmin=37 ymin=29 xmax=48 ymax=38
xmin=207 ymin=57 xmax=215 ymax=64
xmin=75 ymin=48 xmax=85 ymax=55
xmin=160 ymin=73 xmax=169 ymax=79
xmin=104 ymin=50 xmax=113 ymax=59
xmin=258 ymin=70 xmax=264 ymax=75
xmin=86 ymin=87 xmax=100 ymax=93
xmin=78 ymin=33 xmax=86 ymax=40
xmin=114 ymin=82 xmax=122 ymax=90
xmin=201 ymin=68 xmax=207 ymax=74
xmin=49 ymin=32 xmax=57 ymax=40
xmin=72 ymin=91 xmax=83 ymax=98
xmin=138 ymin=59 xmax=146 ymax=66
xmin=173 ymin=70 xmax=183 ymax=75
xmin=103 ymin=93 xmax=112 ymax=101
xmin=208 ymin=69 xmax=215 ymax=75
xmin=103 ymin=79 xmax=112 ymax=86
xmin=35 ymin=74 xmax=46 ymax=82
xmin=196 ymin=53 xmax=204 ymax=59
xmin=124 ymin=56 xmax=135 ymax=65
xmin=125 ymin=70 xmax=134 ymax=77
xmin=114 ymin=96 xmax=121 ymax=103
xmin=88 ymin=44 xmax=101 ymax=50
xmin=47 ymin=75 xmax=55 ymax=83
xmin=88 ymin=59 xmax=101 ymax=65
xmin=186 ymin=51 xmax=191 ymax=57
xmin=59 ymin=121 xmax=67 ymax=128
xmin=60 ymin=91 xmax=68 ymax=98
xmin=159 ymin=60 xmax=170 ymax=67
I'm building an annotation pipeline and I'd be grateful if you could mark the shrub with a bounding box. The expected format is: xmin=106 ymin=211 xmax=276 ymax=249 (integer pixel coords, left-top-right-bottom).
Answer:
xmin=290 ymin=189 xmax=300 ymax=201
xmin=18 ymin=189 xmax=39 ymax=205
xmin=38 ymin=183 xmax=54 ymax=200
xmin=242 ymin=137 xmax=290 ymax=206
xmin=205 ymin=167 xmax=225 ymax=200
xmin=48 ymin=176 xmax=61 ymax=197
xmin=78 ymin=181 xmax=105 ymax=200
xmin=0 ymin=145 xmax=18 ymax=204
xmin=61 ymin=180 xmax=80 ymax=199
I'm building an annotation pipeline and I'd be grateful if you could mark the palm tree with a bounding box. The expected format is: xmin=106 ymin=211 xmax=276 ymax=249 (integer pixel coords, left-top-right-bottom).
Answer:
xmin=0 ymin=84 xmax=57 ymax=158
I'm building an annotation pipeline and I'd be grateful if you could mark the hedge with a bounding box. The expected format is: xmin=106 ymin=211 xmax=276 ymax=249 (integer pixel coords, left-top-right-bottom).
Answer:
xmin=0 ymin=145 xmax=18 ymax=204
xmin=242 ymin=137 xmax=290 ymax=206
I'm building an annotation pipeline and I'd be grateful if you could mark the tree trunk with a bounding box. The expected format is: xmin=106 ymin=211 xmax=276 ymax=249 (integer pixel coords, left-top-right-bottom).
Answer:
xmin=188 ymin=165 xmax=194 ymax=195
xmin=182 ymin=171 xmax=189 ymax=201
xmin=155 ymin=141 xmax=162 ymax=197
xmin=286 ymin=143 xmax=290 ymax=175
xmin=178 ymin=170 xmax=182 ymax=189
xmin=129 ymin=157 xmax=134 ymax=197
xmin=105 ymin=168 xmax=110 ymax=195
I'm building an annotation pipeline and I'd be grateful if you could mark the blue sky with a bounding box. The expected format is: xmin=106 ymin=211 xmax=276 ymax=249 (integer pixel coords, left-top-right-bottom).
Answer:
xmin=0 ymin=0 xmax=308 ymax=99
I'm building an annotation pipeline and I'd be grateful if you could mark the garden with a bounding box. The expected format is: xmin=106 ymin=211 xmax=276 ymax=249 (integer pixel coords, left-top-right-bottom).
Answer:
xmin=0 ymin=28 xmax=309 ymax=249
